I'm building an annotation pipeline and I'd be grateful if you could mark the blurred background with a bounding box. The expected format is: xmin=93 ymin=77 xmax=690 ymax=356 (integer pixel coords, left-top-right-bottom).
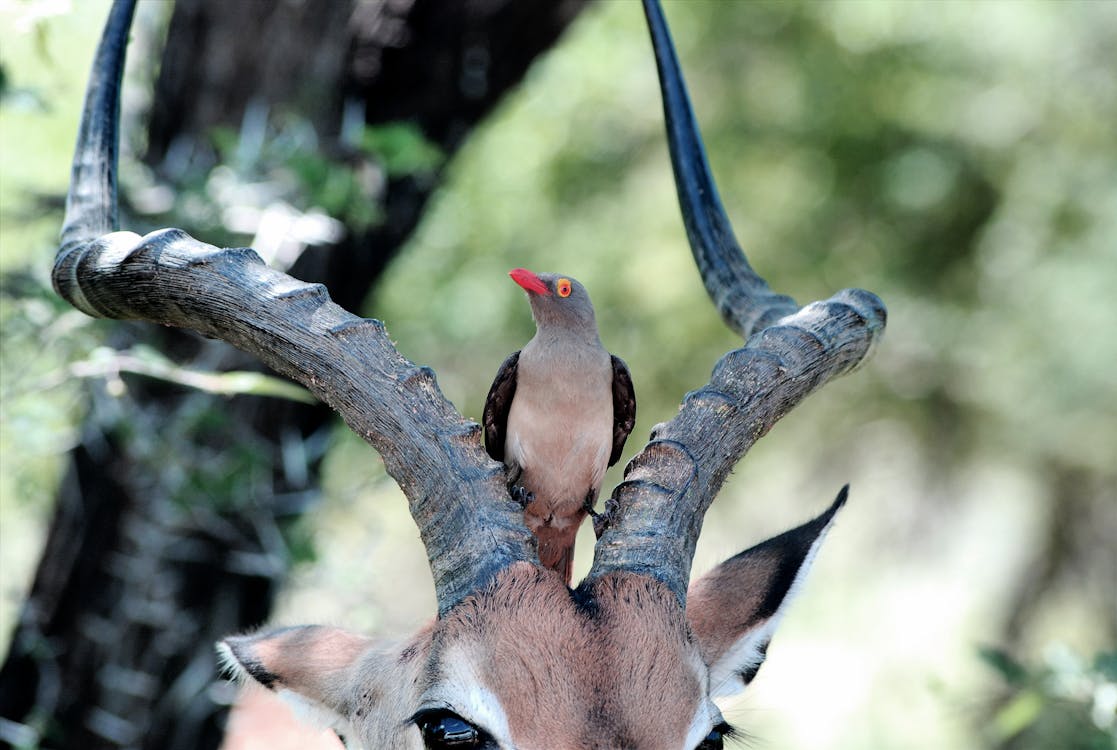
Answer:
xmin=1 ymin=1 xmax=1114 ymax=749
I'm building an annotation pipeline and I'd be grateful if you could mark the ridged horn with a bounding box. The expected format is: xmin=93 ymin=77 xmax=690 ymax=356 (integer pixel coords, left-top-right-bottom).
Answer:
xmin=52 ymin=0 xmax=538 ymax=615
xmin=584 ymin=0 xmax=886 ymax=605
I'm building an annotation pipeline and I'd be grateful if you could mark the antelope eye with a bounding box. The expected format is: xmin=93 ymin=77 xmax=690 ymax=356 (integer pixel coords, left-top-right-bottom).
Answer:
xmin=695 ymin=721 xmax=734 ymax=750
xmin=556 ymin=278 xmax=572 ymax=297
xmin=414 ymin=709 xmax=494 ymax=749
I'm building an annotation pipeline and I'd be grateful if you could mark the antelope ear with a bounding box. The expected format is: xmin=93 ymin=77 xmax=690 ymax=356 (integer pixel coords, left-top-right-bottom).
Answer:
xmin=687 ymin=486 xmax=847 ymax=698
xmin=218 ymin=625 xmax=374 ymax=735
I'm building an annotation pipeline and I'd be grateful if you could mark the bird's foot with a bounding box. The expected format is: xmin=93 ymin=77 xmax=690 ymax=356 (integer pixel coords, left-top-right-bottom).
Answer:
xmin=510 ymin=485 xmax=534 ymax=509
xmin=583 ymin=491 xmax=609 ymax=539
xmin=581 ymin=491 xmax=599 ymax=518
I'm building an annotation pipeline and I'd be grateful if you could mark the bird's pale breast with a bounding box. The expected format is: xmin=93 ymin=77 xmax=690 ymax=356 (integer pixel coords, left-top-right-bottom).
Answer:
xmin=505 ymin=340 xmax=614 ymax=521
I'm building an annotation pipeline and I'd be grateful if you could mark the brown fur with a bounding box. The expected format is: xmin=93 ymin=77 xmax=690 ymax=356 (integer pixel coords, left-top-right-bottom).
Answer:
xmin=434 ymin=564 xmax=703 ymax=749
xmin=687 ymin=552 xmax=779 ymax=668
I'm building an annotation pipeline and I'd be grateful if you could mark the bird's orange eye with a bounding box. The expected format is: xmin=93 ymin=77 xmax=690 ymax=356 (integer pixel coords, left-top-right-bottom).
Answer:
xmin=556 ymin=278 xmax=572 ymax=298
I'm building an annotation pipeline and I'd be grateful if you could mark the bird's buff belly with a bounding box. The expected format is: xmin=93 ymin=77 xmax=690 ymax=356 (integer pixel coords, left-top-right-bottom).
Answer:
xmin=508 ymin=430 xmax=608 ymax=498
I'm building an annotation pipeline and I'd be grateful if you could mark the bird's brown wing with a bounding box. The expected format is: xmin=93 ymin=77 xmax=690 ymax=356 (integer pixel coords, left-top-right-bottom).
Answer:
xmin=609 ymin=355 xmax=637 ymax=466
xmin=483 ymin=350 xmax=520 ymax=463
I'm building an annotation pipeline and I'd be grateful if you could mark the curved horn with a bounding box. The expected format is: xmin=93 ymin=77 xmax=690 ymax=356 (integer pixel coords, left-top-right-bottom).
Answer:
xmin=584 ymin=0 xmax=886 ymax=604
xmin=54 ymin=0 xmax=537 ymax=615
xmin=642 ymin=0 xmax=797 ymax=337
xmin=59 ymin=0 xmax=134 ymax=252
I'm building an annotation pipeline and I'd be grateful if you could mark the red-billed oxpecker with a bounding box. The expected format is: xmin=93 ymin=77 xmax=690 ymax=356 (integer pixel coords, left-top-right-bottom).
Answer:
xmin=484 ymin=268 xmax=636 ymax=584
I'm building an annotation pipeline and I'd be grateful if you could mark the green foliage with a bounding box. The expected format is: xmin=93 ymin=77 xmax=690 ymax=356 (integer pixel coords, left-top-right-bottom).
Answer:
xmin=284 ymin=146 xmax=382 ymax=232
xmin=280 ymin=515 xmax=320 ymax=567
xmin=1 ymin=1 xmax=124 ymax=520
xmin=979 ymin=645 xmax=1117 ymax=750
xmin=359 ymin=122 xmax=444 ymax=178
xmin=0 ymin=274 xmax=101 ymax=505
xmin=179 ymin=116 xmax=443 ymax=240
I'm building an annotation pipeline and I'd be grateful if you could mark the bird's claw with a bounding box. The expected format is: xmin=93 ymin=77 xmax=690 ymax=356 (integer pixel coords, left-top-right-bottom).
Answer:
xmin=510 ymin=485 xmax=534 ymax=508
xmin=583 ymin=492 xmax=609 ymax=539
xmin=591 ymin=511 xmax=609 ymax=539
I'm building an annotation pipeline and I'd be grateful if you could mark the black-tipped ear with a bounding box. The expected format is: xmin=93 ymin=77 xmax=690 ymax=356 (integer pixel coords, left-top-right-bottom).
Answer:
xmin=686 ymin=486 xmax=848 ymax=697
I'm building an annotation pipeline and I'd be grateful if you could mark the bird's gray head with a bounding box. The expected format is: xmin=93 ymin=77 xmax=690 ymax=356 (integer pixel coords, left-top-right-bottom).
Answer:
xmin=509 ymin=267 xmax=598 ymax=335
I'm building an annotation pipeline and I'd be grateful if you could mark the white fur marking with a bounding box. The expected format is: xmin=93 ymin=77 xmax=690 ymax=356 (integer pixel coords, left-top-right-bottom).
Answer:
xmin=708 ymin=617 xmax=777 ymax=698
xmin=419 ymin=646 xmax=513 ymax=747
xmin=215 ymin=641 xmax=248 ymax=683
xmin=682 ymin=700 xmax=722 ymax=749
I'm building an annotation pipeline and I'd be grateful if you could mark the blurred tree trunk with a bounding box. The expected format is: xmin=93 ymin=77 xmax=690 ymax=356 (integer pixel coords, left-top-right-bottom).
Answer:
xmin=1000 ymin=462 xmax=1117 ymax=648
xmin=0 ymin=1 xmax=587 ymax=749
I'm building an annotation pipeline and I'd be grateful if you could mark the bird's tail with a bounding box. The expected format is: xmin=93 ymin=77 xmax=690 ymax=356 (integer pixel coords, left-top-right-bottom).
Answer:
xmin=536 ymin=528 xmax=577 ymax=586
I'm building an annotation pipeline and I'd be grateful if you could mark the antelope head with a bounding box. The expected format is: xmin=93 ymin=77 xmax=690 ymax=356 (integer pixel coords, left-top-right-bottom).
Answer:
xmin=57 ymin=1 xmax=885 ymax=748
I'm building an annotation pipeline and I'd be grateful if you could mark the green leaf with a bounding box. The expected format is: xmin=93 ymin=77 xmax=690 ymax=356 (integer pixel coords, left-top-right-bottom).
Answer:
xmin=991 ymin=689 xmax=1045 ymax=741
xmin=980 ymin=645 xmax=1030 ymax=686
xmin=1093 ymin=652 xmax=1117 ymax=683
xmin=359 ymin=122 xmax=444 ymax=177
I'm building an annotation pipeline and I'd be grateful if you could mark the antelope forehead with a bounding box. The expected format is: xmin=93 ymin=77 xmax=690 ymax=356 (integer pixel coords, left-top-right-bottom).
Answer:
xmin=430 ymin=638 xmax=713 ymax=748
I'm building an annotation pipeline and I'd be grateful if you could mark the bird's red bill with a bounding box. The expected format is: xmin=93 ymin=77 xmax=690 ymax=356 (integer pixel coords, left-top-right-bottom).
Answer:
xmin=509 ymin=268 xmax=550 ymax=296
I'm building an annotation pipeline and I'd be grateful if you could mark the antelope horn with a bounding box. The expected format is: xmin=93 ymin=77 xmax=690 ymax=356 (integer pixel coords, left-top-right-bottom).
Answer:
xmin=641 ymin=0 xmax=797 ymax=338
xmin=58 ymin=0 xmax=134 ymax=255
xmin=53 ymin=0 xmax=537 ymax=615
xmin=584 ymin=0 xmax=886 ymax=604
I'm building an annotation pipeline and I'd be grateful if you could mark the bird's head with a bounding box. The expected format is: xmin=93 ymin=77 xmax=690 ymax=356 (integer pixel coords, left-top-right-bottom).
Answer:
xmin=509 ymin=267 xmax=598 ymax=334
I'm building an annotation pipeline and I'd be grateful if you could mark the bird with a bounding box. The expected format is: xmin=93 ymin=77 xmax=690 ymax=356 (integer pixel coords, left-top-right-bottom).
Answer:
xmin=483 ymin=268 xmax=636 ymax=584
